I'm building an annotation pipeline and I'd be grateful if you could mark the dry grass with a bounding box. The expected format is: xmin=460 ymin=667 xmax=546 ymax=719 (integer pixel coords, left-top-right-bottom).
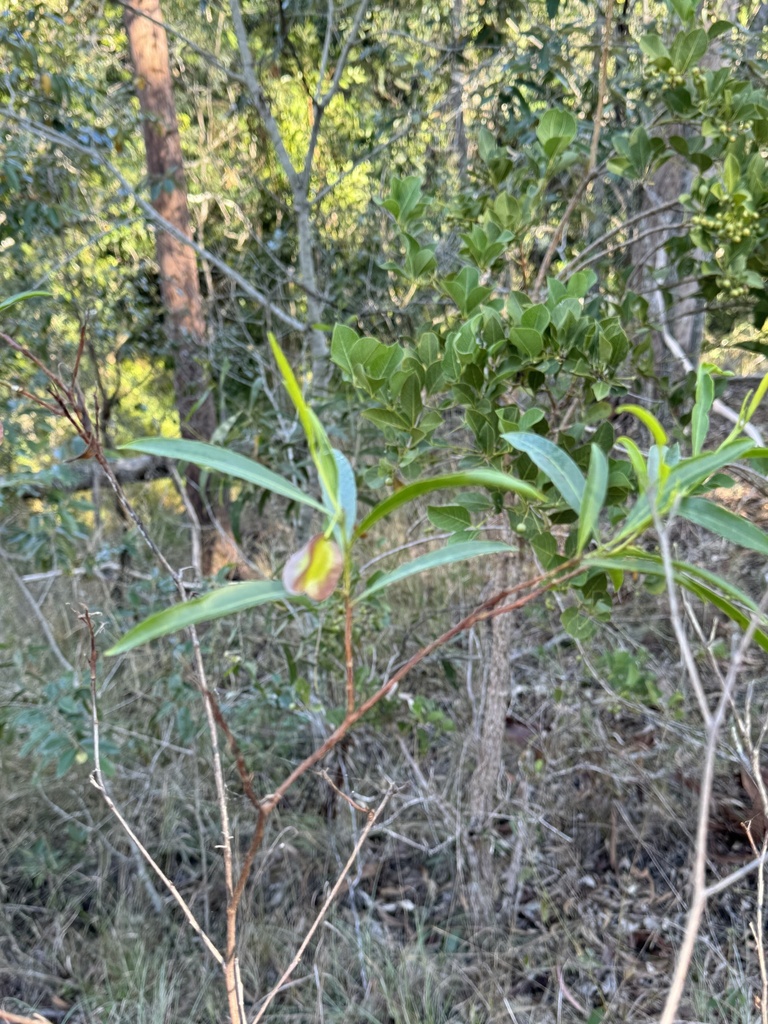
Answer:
xmin=2 ymin=491 xmax=768 ymax=1024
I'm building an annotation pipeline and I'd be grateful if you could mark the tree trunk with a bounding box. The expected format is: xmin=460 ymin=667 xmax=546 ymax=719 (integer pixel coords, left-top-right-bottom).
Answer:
xmin=633 ymin=0 xmax=740 ymax=383
xmin=294 ymin=191 xmax=330 ymax=385
xmin=466 ymin=545 xmax=515 ymax=919
xmin=124 ymin=0 xmax=237 ymax=575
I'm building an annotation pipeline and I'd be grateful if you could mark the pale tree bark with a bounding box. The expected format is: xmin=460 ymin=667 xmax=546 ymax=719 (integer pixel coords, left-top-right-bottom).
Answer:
xmin=633 ymin=0 xmax=740 ymax=381
xmin=448 ymin=0 xmax=468 ymax=182
xmin=466 ymin=543 xmax=516 ymax=919
xmin=229 ymin=0 xmax=370 ymax=387
xmin=124 ymin=0 xmax=238 ymax=575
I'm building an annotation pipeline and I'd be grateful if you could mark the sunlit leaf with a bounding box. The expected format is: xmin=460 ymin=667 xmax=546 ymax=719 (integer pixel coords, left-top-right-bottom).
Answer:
xmin=616 ymin=404 xmax=667 ymax=447
xmin=268 ymin=333 xmax=339 ymax=513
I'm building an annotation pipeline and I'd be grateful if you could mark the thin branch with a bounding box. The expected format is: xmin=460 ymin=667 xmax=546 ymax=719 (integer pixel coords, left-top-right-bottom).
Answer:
xmin=82 ymin=610 xmax=224 ymax=967
xmin=588 ymin=0 xmax=615 ymax=173
xmin=315 ymin=0 xmax=336 ymax=103
xmin=655 ymin=510 xmax=712 ymax=727
xmin=0 ymin=546 xmax=73 ymax=675
xmin=1 ymin=109 xmax=307 ymax=333
xmin=704 ymin=845 xmax=768 ymax=898
xmin=557 ymin=198 xmax=682 ymax=278
xmin=658 ymin=581 xmax=768 ymax=1024
xmin=250 ymin=786 xmax=393 ymax=1024
xmin=533 ymin=168 xmax=600 ymax=296
xmin=228 ymin=0 xmax=300 ymax=187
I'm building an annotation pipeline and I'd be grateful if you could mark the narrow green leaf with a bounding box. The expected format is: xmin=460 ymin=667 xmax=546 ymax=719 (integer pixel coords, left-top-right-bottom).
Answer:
xmin=681 ymin=578 xmax=768 ymax=653
xmin=660 ymin=438 xmax=754 ymax=501
xmin=358 ymin=541 xmax=513 ymax=601
xmin=268 ymin=333 xmax=339 ymax=513
xmin=678 ymin=497 xmax=768 ymax=556
xmin=616 ymin=436 xmax=648 ymax=488
xmin=616 ymin=404 xmax=668 ymax=447
xmin=691 ymin=366 xmax=714 ymax=456
xmin=119 ymin=437 xmax=326 ymax=512
xmin=106 ymin=581 xmax=291 ymax=655
xmin=577 ymin=444 xmax=608 ymax=554
xmin=0 ymin=290 xmax=52 ymax=313
xmin=503 ymin=432 xmax=585 ymax=513
xmin=331 ymin=449 xmax=357 ymax=543
xmin=745 ymin=372 xmax=768 ymax=425
xmin=356 ymin=469 xmax=544 ymax=537
xmin=589 ymin=549 xmax=766 ymax=621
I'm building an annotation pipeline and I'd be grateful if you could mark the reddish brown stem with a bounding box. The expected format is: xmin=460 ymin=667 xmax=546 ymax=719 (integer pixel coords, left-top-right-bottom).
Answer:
xmin=344 ymin=590 xmax=354 ymax=715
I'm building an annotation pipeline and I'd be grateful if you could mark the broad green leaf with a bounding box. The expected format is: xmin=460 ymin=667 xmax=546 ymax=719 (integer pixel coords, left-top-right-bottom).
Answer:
xmin=691 ymin=365 xmax=714 ymax=456
xmin=269 ymin=334 xmax=339 ymax=514
xmin=561 ymin=606 xmax=597 ymax=641
xmin=358 ymin=541 xmax=513 ymax=601
xmin=427 ymin=505 xmax=472 ymax=532
xmin=639 ymin=34 xmax=672 ymax=65
xmin=503 ymin=432 xmax=585 ymax=513
xmin=537 ymin=109 xmax=578 ymax=158
xmin=667 ymin=0 xmax=695 ymax=21
xmin=670 ymin=28 xmax=708 ymax=71
xmin=356 ymin=469 xmax=544 ymax=537
xmin=0 ymin=290 xmax=52 ymax=313
xmin=106 ymin=581 xmax=291 ymax=655
xmin=330 ymin=324 xmax=360 ymax=376
xmin=616 ymin=404 xmax=667 ymax=447
xmin=119 ymin=438 xmax=326 ymax=512
xmin=577 ymin=445 xmax=608 ymax=554
xmin=678 ymin=497 xmax=768 ymax=556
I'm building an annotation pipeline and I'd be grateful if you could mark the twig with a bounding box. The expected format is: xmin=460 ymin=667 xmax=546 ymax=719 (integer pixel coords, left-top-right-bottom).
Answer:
xmin=0 ymin=1012 xmax=57 ymax=1024
xmin=533 ymin=169 xmax=600 ymax=296
xmin=169 ymin=465 xmax=203 ymax=579
xmin=81 ymin=610 xmax=223 ymax=965
xmin=655 ymin=511 xmax=712 ymax=726
xmin=0 ymin=546 xmax=73 ymax=675
xmin=588 ymin=0 xmax=614 ymax=173
xmin=658 ymin=580 xmax=768 ymax=1024
xmin=0 ymin=109 xmax=307 ymax=333
xmin=250 ymin=786 xmax=393 ymax=1024
xmin=745 ymin=825 xmax=768 ymax=1024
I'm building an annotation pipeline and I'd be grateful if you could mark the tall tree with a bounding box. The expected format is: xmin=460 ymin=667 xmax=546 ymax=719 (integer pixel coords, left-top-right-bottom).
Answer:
xmin=124 ymin=0 xmax=235 ymax=574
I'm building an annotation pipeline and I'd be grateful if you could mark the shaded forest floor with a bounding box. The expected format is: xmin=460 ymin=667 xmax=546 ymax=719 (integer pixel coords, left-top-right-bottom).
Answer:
xmin=2 ymin=468 xmax=768 ymax=1024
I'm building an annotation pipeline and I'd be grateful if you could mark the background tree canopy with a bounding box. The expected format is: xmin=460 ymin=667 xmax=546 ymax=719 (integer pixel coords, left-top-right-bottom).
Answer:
xmin=3 ymin=1 xmax=768 ymax=1022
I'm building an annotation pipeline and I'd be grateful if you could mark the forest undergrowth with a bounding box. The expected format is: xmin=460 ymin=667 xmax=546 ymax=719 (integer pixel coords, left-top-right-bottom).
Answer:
xmin=2 ymin=469 xmax=768 ymax=1024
